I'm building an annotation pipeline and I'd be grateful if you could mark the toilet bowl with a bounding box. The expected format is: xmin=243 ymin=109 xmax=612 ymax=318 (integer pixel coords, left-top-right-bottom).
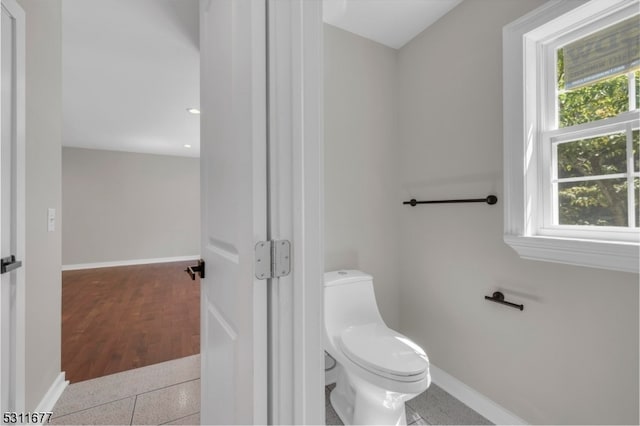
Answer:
xmin=324 ymin=270 xmax=430 ymax=425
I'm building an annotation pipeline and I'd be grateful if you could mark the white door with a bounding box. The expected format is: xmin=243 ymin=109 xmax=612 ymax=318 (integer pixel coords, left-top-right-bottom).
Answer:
xmin=199 ymin=0 xmax=268 ymax=423
xmin=0 ymin=0 xmax=24 ymax=414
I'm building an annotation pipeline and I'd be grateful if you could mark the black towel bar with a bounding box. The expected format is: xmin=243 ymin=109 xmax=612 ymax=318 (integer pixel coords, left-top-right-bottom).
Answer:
xmin=485 ymin=291 xmax=523 ymax=311
xmin=403 ymin=195 xmax=498 ymax=206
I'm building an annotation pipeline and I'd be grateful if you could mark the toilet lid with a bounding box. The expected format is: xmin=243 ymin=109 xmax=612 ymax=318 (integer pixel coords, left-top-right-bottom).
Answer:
xmin=339 ymin=323 xmax=428 ymax=378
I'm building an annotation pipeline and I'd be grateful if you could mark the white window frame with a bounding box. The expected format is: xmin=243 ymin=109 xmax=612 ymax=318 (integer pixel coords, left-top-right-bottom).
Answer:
xmin=503 ymin=0 xmax=640 ymax=273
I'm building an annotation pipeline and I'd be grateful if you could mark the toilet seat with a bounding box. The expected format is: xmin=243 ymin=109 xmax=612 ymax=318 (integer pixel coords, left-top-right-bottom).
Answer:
xmin=338 ymin=323 xmax=428 ymax=382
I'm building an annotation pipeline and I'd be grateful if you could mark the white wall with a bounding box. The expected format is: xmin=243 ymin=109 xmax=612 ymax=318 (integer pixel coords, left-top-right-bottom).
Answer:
xmin=62 ymin=147 xmax=199 ymax=266
xmin=324 ymin=24 xmax=401 ymax=328
xmin=16 ymin=0 xmax=63 ymax=410
xmin=397 ymin=1 xmax=639 ymax=424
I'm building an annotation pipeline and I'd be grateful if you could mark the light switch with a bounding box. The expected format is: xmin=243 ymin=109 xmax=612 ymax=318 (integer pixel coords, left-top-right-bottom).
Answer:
xmin=47 ymin=208 xmax=55 ymax=232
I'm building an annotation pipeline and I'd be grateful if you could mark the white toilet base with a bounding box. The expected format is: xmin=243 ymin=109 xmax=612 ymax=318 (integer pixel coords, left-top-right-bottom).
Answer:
xmin=329 ymin=365 xmax=416 ymax=425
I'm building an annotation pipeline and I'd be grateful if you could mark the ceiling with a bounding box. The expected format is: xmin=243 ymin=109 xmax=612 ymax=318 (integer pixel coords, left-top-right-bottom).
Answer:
xmin=62 ymin=0 xmax=200 ymax=158
xmin=323 ymin=0 xmax=462 ymax=49
xmin=62 ymin=0 xmax=460 ymax=158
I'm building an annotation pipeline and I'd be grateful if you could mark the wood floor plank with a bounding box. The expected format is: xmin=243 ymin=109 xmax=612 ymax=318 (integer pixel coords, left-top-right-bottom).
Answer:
xmin=62 ymin=261 xmax=200 ymax=383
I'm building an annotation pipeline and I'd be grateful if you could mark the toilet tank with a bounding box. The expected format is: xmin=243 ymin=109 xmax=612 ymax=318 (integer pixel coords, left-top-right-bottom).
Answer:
xmin=324 ymin=270 xmax=385 ymax=339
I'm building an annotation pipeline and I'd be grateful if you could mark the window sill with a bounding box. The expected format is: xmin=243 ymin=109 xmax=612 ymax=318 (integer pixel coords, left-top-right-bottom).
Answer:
xmin=504 ymin=234 xmax=639 ymax=273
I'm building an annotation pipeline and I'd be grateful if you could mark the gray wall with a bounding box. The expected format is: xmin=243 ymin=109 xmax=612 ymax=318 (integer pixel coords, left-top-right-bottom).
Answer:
xmin=16 ymin=0 xmax=63 ymax=410
xmin=397 ymin=1 xmax=639 ymax=424
xmin=324 ymin=24 xmax=401 ymax=329
xmin=62 ymin=147 xmax=200 ymax=265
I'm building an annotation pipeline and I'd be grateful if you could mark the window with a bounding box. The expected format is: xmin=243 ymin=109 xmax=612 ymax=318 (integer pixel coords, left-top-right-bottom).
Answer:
xmin=503 ymin=0 xmax=640 ymax=272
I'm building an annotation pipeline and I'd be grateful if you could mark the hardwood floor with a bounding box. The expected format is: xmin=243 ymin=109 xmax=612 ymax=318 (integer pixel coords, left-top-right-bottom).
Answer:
xmin=62 ymin=261 xmax=200 ymax=383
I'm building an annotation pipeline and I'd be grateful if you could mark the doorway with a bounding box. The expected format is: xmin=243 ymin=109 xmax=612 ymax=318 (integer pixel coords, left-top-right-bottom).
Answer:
xmin=6 ymin=0 xmax=324 ymax=421
xmin=60 ymin=0 xmax=201 ymax=383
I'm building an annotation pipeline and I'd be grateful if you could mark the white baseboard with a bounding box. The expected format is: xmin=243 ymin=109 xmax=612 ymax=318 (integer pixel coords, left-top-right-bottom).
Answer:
xmin=62 ymin=255 xmax=200 ymax=271
xmin=35 ymin=372 xmax=68 ymax=414
xmin=430 ymin=364 xmax=527 ymax=425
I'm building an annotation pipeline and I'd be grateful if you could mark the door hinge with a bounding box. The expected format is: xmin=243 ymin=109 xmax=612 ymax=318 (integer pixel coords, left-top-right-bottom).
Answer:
xmin=255 ymin=240 xmax=291 ymax=280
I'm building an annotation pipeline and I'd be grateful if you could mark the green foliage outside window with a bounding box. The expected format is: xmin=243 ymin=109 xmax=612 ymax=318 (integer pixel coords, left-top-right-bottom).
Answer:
xmin=556 ymin=49 xmax=639 ymax=227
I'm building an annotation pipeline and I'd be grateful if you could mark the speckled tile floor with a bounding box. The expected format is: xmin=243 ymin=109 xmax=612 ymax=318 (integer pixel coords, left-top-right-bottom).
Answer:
xmin=51 ymin=355 xmax=200 ymax=425
xmin=325 ymin=383 xmax=491 ymax=425
xmin=51 ymin=354 xmax=491 ymax=425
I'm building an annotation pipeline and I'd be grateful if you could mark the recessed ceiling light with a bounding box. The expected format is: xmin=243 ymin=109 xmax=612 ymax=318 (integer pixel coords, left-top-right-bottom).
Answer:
xmin=184 ymin=144 xmax=192 ymax=148
xmin=187 ymin=108 xmax=200 ymax=115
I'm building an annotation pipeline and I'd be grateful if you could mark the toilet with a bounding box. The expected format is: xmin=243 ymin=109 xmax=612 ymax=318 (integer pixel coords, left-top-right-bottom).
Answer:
xmin=324 ymin=270 xmax=431 ymax=425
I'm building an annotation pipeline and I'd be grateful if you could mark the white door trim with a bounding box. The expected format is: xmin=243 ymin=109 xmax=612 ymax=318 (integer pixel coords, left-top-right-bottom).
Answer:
xmin=0 ymin=0 xmax=25 ymax=412
xmin=266 ymin=0 xmax=324 ymax=423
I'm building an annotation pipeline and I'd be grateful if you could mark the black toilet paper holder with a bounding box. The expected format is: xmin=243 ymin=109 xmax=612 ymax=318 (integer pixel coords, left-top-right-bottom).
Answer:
xmin=484 ymin=291 xmax=524 ymax=311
